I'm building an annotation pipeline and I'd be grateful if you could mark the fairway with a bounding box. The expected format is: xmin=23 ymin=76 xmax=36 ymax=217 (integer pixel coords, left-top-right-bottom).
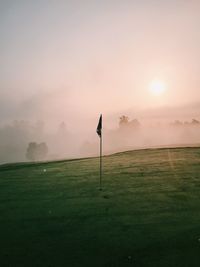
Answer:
xmin=0 ymin=147 xmax=200 ymax=267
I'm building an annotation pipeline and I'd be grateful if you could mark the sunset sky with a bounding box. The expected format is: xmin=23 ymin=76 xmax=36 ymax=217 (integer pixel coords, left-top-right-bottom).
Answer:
xmin=1 ymin=0 xmax=200 ymax=129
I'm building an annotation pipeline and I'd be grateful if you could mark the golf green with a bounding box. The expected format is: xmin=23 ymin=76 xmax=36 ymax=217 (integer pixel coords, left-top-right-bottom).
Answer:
xmin=0 ymin=147 xmax=200 ymax=266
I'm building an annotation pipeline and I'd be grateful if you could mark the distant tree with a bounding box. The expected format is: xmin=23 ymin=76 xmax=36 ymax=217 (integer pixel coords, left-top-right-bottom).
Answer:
xmin=26 ymin=142 xmax=37 ymax=161
xmin=191 ymin=119 xmax=200 ymax=125
xmin=119 ymin=116 xmax=140 ymax=129
xmin=119 ymin=116 xmax=129 ymax=127
xmin=26 ymin=142 xmax=48 ymax=161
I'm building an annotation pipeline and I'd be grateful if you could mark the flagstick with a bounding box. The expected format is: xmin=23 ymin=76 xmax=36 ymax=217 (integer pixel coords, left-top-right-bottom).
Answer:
xmin=99 ymin=132 xmax=102 ymax=190
xmin=96 ymin=114 xmax=102 ymax=191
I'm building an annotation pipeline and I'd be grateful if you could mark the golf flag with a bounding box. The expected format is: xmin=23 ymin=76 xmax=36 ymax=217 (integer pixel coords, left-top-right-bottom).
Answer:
xmin=96 ymin=114 xmax=103 ymax=190
xmin=96 ymin=114 xmax=102 ymax=137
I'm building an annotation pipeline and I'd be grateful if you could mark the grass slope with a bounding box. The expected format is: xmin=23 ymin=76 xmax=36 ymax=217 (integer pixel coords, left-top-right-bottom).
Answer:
xmin=0 ymin=147 xmax=200 ymax=267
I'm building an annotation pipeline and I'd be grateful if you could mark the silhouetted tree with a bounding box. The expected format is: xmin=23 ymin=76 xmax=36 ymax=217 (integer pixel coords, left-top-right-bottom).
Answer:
xmin=191 ymin=119 xmax=200 ymax=125
xmin=119 ymin=116 xmax=129 ymax=127
xmin=119 ymin=116 xmax=140 ymax=129
xmin=26 ymin=142 xmax=48 ymax=161
xmin=26 ymin=142 xmax=37 ymax=161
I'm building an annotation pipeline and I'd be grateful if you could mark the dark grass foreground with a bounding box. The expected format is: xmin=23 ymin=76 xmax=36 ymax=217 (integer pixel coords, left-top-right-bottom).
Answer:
xmin=0 ymin=147 xmax=200 ymax=267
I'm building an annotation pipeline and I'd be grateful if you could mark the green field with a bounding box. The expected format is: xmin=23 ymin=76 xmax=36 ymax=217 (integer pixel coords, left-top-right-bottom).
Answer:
xmin=0 ymin=147 xmax=200 ymax=267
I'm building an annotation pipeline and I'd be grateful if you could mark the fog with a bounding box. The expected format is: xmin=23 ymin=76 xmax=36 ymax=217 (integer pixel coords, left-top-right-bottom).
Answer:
xmin=0 ymin=104 xmax=200 ymax=164
xmin=1 ymin=1 xmax=200 ymax=163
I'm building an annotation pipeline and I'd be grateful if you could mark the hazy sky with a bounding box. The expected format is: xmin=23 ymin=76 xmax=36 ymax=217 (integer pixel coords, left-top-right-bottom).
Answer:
xmin=1 ymin=0 xmax=200 ymax=129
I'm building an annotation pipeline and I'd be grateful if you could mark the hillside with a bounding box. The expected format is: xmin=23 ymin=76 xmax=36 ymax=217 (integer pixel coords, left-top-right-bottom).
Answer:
xmin=0 ymin=147 xmax=200 ymax=267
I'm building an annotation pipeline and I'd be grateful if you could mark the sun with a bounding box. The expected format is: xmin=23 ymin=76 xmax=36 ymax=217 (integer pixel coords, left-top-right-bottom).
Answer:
xmin=149 ymin=80 xmax=166 ymax=96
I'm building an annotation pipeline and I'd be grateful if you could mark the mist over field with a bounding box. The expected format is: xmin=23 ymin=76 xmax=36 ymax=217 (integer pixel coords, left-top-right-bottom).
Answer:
xmin=0 ymin=104 xmax=200 ymax=164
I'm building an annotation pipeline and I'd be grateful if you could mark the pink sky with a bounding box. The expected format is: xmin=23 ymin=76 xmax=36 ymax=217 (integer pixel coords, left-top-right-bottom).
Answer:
xmin=1 ymin=0 xmax=200 ymax=130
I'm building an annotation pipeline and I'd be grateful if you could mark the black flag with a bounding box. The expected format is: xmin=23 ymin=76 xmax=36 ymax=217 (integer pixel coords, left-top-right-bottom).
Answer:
xmin=96 ymin=114 xmax=102 ymax=137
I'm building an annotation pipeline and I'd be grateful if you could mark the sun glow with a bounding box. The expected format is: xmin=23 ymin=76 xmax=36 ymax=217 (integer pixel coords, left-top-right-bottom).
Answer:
xmin=149 ymin=80 xmax=166 ymax=96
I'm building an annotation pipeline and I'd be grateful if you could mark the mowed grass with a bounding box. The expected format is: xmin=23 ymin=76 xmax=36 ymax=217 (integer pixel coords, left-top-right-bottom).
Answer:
xmin=0 ymin=147 xmax=200 ymax=267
